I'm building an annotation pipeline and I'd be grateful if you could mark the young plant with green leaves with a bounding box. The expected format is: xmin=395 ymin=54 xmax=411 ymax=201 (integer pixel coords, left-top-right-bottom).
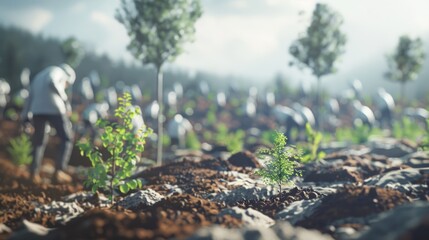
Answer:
xmin=420 ymin=119 xmax=429 ymax=150
xmin=77 ymin=93 xmax=153 ymax=205
xmin=393 ymin=117 xmax=425 ymax=141
xmin=186 ymin=131 xmax=201 ymax=150
xmin=214 ymin=124 xmax=244 ymax=153
xmin=261 ymin=130 xmax=277 ymax=146
xmin=256 ymin=131 xmax=301 ymax=192
xmin=7 ymin=133 xmax=32 ymax=166
xmin=300 ymin=123 xmax=326 ymax=163
xmin=335 ymin=124 xmax=381 ymax=144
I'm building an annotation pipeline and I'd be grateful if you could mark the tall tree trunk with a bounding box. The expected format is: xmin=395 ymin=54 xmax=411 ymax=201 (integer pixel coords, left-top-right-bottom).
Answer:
xmin=401 ymin=81 xmax=405 ymax=108
xmin=156 ymin=65 xmax=164 ymax=166
xmin=400 ymin=81 xmax=406 ymax=138
xmin=316 ymin=76 xmax=321 ymax=130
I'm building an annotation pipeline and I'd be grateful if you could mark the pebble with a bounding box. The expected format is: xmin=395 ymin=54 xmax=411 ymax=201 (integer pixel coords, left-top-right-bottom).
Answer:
xmin=117 ymin=189 xmax=164 ymax=209
xmin=275 ymin=199 xmax=322 ymax=224
xmin=219 ymin=207 xmax=275 ymax=228
xmin=34 ymin=201 xmax=84 ymax=224
xmin=188 ymin=221 xmax=333 ymax=240
xmin=212 ymin=186 xmax=280 ymax=205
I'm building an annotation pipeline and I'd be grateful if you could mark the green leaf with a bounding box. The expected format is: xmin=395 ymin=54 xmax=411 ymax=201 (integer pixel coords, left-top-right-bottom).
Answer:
xmin=127 ymin=180 xmax=137 ymax=190
xmin=119 ymin=183 xmax=129 ymax=193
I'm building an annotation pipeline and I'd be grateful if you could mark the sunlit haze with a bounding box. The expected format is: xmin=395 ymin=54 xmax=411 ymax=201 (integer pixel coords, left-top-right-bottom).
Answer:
xmin=0 ymin=0 xmax=428 ymax=94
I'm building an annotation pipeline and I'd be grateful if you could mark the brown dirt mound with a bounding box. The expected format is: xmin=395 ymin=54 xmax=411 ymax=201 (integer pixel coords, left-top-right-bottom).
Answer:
xmin=297 ymin=185 xmax=411 ymax=230
xmin=304 ymin=166 xmax=363 ymax=183
xmin=0 ymin=158 xmax=83 ymax=231
xmin=227 ymin=150 xmax=261 ymax=168
xmin=139 ymin=158 xmax=250 ymax=197
xmin=0 ymin=158 xmax=83 ymax=200
xmin=0 ymin=193 xmax=56 ymax=230
xmin=59 ymin=194 xmax=241 ymax=240
xmin=234 ymin=187 xmax=321 ymax=218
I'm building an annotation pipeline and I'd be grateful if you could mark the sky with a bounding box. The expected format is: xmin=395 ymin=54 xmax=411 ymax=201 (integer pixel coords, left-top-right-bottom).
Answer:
xmin=0 ymin=0 xmax=428 ymax=93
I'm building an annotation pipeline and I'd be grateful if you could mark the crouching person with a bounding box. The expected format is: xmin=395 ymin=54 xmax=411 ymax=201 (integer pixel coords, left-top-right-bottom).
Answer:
xmin=21 ymin=64 xmax=76 ymax=184
xmin=167 ymin=114 xmax=193 ymax=149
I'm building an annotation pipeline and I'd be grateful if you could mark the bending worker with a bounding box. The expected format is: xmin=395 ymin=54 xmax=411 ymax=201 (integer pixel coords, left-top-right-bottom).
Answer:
xmin=21 ymin=64 xmax=76 ymax=184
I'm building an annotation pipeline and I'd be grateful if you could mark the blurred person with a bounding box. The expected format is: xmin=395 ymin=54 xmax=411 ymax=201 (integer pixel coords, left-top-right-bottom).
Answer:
xmin=404 ymin=107 xmax=429 ymax=131
xmin=21 ymin=64 xmax=76 ymax=184
xmin=167 ymin=114 xmax=193 ymax=148
xmin=293 ymin=103 xmax=316 ymax=127
xmin=144 ymin=100 xmax=159 ymax=128
xmin=374 ymin=88 xmax=395 ymax=129
xmin=80 ymin=101 xmax=109 ymax=142
xmin=129 ymin=105 xmax=145 ymax=135
xmin=323 ymin=98 xmax=341 ymax=131
xmin=272 ymin=105 xmax=304 ymax=143
xmin=352 ymin=100 xmax=375 ymax=129
xmin=104 ymin=87 xmax=118 ymax=112
xmin=0 ymin=79 xmax=10 ymax=119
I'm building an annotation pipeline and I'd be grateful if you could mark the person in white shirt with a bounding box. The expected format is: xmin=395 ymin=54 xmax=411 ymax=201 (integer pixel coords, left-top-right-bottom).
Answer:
xmin=374 ymin=88 xmax=395 ymax=129
xmin=21 ymin=63 xmax=76 ymax=184
xmin=167 ymin=114 xmax=193 ymax=148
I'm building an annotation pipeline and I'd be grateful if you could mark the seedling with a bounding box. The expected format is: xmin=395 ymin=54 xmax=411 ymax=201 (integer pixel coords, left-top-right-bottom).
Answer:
xmin=186 ymin=131 xmax=201 ymax=150
xmin=256 ymin=131 xmax=301 ymax=192
xmin=419 ymin=119 xmax=429 ymax=151
xmin=213 ymin=124 xmax=244 ymax=153
xmin=261 ymin=130 xmax=277 ymax=146
xmin=77 ymin=93 xmax=153 ymax=205
xmin=335 ymin=124 xmax=380 ymax=144
xmin=205 ymin=106 xmax=217 ymax=125
xmin=7 ymin=133 xmax=32 ymax=166
xmin=301 ymin=123 xmax=326 ymax=163
xmin=393 ymin=117 xmax=424 ymax=140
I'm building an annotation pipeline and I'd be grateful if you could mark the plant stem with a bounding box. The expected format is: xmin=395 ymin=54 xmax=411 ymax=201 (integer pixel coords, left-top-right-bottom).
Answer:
xmin=316 ymin=76 xmax=321 ymax=130
xmin=110 ymin=153 xmax=116 ymax=206
xmin=156 ymin=65 xmax=164 ymax=166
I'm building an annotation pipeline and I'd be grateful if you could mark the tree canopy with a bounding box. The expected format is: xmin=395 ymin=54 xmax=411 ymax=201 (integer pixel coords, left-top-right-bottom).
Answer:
xmin=289 ymin=3 xmax=346 ymax=79
xmin=385 ymin=36 xmax=425 ymax=84
xmin=116 ymin=0 xmax=202 ymax=69
xmin=116 ymin=0 xmax=202 ymax=165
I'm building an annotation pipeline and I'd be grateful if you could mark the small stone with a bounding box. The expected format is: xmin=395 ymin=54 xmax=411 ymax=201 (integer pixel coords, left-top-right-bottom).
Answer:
xmin=0 ymin=223 xmax=11 ymax=234
xmin=117 ymin=189 xmax=165 ymax=209
xmin=219 ymin=207 xmax=275 ymax=228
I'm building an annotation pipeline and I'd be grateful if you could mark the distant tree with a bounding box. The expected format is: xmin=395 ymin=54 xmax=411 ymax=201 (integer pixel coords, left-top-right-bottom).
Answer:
xmin=2 ymin=42 xmax=22 ymax=91
xmin=385 ymin=36 xmax=425 ymax=106
xmin=116 ymin=0 xmax=202 ymax=165
xmin=61 ymin=37 xmax=85 ymax=68
xmin=273 ymin=73 xmax=291 ymax=101
xmin=289 ymin=3 xmax=346 ymax=128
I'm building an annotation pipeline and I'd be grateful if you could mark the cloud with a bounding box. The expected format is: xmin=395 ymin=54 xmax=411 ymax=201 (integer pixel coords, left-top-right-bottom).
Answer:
xmin=89 ymin=10 xmax=132 ymax=61
xmin=229 ymin=0 xmax=248 ymax=9
xmin=70 ymin=2 xmax=86 ymax=13
xmin=175 ymin=8 xmax=298 ymax=79
xmin=90 ymin=11 xmax=120 ymax=28
xmin=0 ymin=7 xmax=52 ymax=33
xmin=196 ymin=0 xmax=429 ymax=82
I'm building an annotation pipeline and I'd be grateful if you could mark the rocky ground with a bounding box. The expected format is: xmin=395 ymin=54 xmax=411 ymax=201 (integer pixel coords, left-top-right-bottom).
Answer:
xmin=1 ymin=120 xmax=429 ymax=240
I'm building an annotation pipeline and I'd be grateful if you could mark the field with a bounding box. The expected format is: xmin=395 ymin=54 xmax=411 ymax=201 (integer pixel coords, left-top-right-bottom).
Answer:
xmin=0 ymin=115 xmax=428 ymax=240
